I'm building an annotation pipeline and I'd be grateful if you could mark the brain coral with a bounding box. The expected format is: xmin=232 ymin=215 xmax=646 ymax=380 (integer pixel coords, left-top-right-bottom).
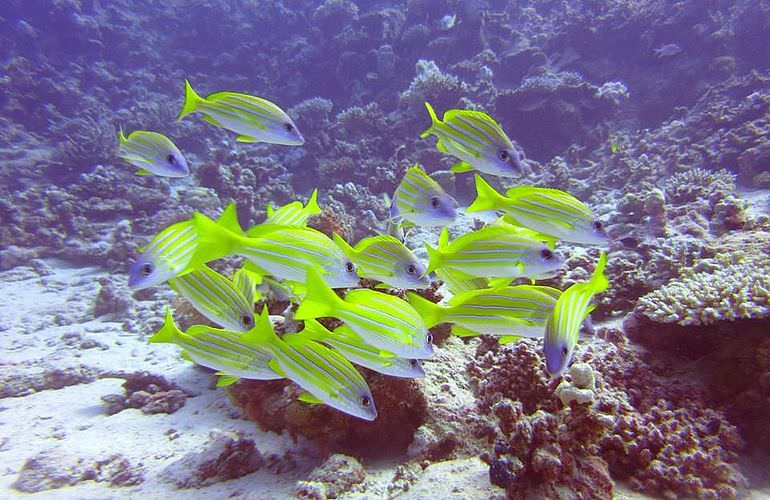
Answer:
xmin=636 ymin=253 xmax=770 ymax=326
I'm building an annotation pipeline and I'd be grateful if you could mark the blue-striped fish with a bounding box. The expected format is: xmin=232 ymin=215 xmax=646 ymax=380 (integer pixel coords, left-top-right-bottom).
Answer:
xmin=272 ymin=330 xmax=377 ymax=421
xmin=128 ymin=204 xmax=241 ymax=290
xmin=149 ymin=307 xmax=281 ymax=382
xmin=169 ymin=266 xmax=256 ymax=332
xmin=408 ymin=285 xmax=560 ymax=342
xmin=178 ymin=80 xmax=304 ymax=146
xmin=263 ymin=189 xmax=320 ymax=227
xmin=117 ymin=129 xmax=189 ymax=177
xmin=544 ymin=252 xmax=608 ymax=376
xmin=421 ymin=102 xmax=521 ymax=178
xmin=301 ymin=320 xmax=425 ymax=379
xmin=389 ymin=165 xmax=458 ymax=227
xmin=193 ymin=213 xmax=360 ymax=288
xmin=295 ymin=269 xmax=434 ymax=359
xmin=425 ymin=226 xmax=564 ymax=280
xmin=468 ymin=175 xmax=608 ymax=245
xmin=333 ymin=234 xmax=430 ymax=289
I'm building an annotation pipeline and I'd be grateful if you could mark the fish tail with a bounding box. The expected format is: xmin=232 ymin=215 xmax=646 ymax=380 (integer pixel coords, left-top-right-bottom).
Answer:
xmin=589 ymin=252 xmax=609 ymax=293
xmin=420 ymin=102 xmax=440 ymax=138
xmin=117 ymin=127 xmax=129 ymax=147
xmin=467 ymin=174 xmax=503 ymax=212
xmin=406 ymin=292 xmax=443 ymax=328
xmin=149 ymin=307 xmax=180 ymax=344
xmin=438 ymin=227 xmax=449 ymax=251
xmin=332 ymin=233 xmax=356 ymax=259
xmin=178 ymin=80 xmax=204 ymax=120
xmin=242 ymin=305 xmax=280 ymax=346
xmin=294 ymin=268 xmax=342 ymax=320
xmin=216 ymin=203 xmax=244 ymax=235
xmin=424 ymin=242 xmax=444 ymax=275
xmin=305 ymin=188 xmax=321 ymax=216
xmin=299 ymin=319 xmax=332 ymax=340
xmin=189 ymin=212 xmax=242 ymax=268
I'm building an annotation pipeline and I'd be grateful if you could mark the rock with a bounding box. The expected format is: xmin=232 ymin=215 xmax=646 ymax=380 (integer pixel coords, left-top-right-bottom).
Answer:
xmin=298 ymin=454 xmax=366 ymax=499
xmin=0 ymin=245 xmax=38 ymax=270
xmin=12 ymin=450 xmax=142 ymax=493
xmin=93 ymin=276 xmax=130 ymax=318
xmin=12 ymin=450 xmax=84 ymax=493
xmin=0 ymin=365 xmax=99 ymax=398
xmin=161 ymin=430 xmax=264 ymax=488
xmin=100 ymin=371 xmax=192 ymax=415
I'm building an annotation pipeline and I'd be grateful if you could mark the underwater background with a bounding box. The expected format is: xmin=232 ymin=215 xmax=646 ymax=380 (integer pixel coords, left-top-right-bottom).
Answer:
xmin=1 ymin=0 xmax=769 ymax=498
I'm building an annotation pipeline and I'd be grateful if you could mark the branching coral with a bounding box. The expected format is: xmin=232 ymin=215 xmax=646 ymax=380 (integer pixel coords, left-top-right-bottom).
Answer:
xmin=636 ymin=253 xmax=770 ymax=326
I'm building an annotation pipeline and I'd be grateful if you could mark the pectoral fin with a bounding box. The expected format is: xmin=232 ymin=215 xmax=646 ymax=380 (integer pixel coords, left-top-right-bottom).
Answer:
xmin=450 ymin=162 xmax=474 ymax=173
xmin=215 ymin=373 xmax=240 ymax=387
xmin=297 ymin=392 xmax=323 ymax=404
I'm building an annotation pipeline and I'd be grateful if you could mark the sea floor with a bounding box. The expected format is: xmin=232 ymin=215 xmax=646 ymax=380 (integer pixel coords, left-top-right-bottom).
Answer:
xmin=0 ymin=261 xmax=507 ymax=498
xmin=1 ymin=260 xmax=768 ymax=499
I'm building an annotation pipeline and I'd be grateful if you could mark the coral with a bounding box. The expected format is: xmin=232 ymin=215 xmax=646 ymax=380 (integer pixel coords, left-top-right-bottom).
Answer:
xmin=100 ymin=371 xmax=192 ymax=415
xmin=406 ymin=337 xmax=491 ymax=461
xmin=495 ymin=70 xmax=622 ymax=161
xmin=93 ymin=277 xmax=131 ymax=319
xmin=399 ymin=60 xmax=469 ymax=113
xmin=51 ymin=112 xmax=118 ymax=178
xmin=0 ymin=365 xmax=99 ymax=398
xmin=161 ymin=431 xmax=264 ymax=488
xmin=594 ymin=81 xmax=630 ymax=105
xmin=230 ymin=372 xmax=427 ymax=458
xmin=469 ymin=331 xmax=747 ymax=499
xmin=312 ymin=0 xmax=359 ymax=33
xmin=13 ymin=451 xmax=143 ymax=493
xmin=635 ymin=253 xmax=770 ymax=326
xmin=295 ymin=454 xmax=365 ymax=499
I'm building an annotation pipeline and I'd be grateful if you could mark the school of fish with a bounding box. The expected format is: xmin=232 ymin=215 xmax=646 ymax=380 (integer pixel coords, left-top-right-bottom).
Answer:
xmin=124 ymin=87 xmax=610 ymax=420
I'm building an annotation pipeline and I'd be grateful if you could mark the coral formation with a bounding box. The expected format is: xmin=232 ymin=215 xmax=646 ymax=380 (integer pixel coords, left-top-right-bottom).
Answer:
xmin=100 ymin=371 xmax=191 ymax=415
xmin=161 ymin=431 xmax=264 ymax=488
xmin=1 ymin=0 xmax=769 ymax=497
xmin=635 ymin=253 xmax=770 ymax=326
xmin=230 ymin=373 xmax=427 ymax=458
xmin=13 ymin=451 xmax=143 ymax=493
xmin=295 ymin=454 xmax=365 ymax=499
xmin=470 ymin=333 xmax=748 ymax=499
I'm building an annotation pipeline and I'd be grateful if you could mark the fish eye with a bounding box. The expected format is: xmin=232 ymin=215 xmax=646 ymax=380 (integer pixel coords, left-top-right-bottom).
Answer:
xmin=561 ymin=346 xmax=569 ymax=357
xmin=497 ymin=150 xmax=510 ymax=161
xmin=361 ymin=395 xmax=371 ymax=407
xmin=426 ymin=332 xmax=433 ymax=344
xmin=540 ymin=248 xmax=554 ymax=260
xmin=241 ymin=315 xmax=253 ymax=328
xmin=166 ymin=154 xmax=175 ymax=164
xmin=410 ymin=359 xmax=418 ymax=367
xmin=140 ymin=263 xmax=153 ymax=276
xmin=593 ymin=220 xmax=603 ymax=230
xmin=430 ymin=196 xmax=440 ymax=208
xmin=406 ymin=264 xmax=416 ymax=275
xmin=284 ymin=123 xmax=294 ymax=132
xmin=345 ymin=261 xmax=355 ymax=273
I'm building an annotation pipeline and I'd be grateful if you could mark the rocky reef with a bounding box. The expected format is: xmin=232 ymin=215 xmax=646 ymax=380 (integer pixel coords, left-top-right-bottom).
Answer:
xmin=1 ymin=0 xmax=770 ymax=498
